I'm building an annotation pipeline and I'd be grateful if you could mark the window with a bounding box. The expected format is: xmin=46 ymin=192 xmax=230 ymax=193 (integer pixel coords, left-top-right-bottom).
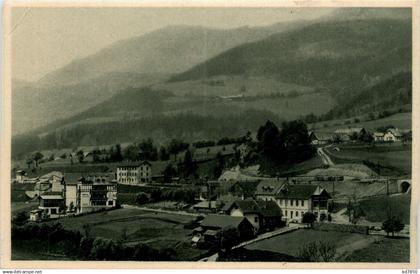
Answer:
xmin=254 ymin=216 xmax=259 ymax=223
xmin=301 ymin=200 xmax=304 ymax=207
xmin=51 ymin=208 xmax=57 ymax=214
xmin=108 ymin=201 xmax=114 ymax=206
xmin=295 ymin=211 xmax=298 ymax=217
xmin=285 ymin=210 xmax=287 ymax=216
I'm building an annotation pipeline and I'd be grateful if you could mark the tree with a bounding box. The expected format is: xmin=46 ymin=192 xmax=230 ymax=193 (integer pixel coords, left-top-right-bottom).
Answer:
xmin=382 ymin=216 xmax=405 ymax=237
xmin=302 ymin=212 xmax=316 ymax=228
xmin=32 ymin=151 xmax=44 ymax=167
xmin=82 ymin=224 xmax=91 ymax=238
xmin=297 ymin=241 xmax=336 ymax=262
xmin=213 ymin=152 xmax=225 ymax=179
xmin=257 ymin=120 xmax=283 ymax=163
xmin=279 ymin=120 xmax=314 ymax=164
xmin=136 ymin=192 xmax=149 ymax=205
xmin=163 ymin=163 xmax=176 ymax=184
xmin=76 ymin=150 xmax=84 ymax=163
xmin=183 ymin=149 xmax=194 ymax=178
xmin=159 ymin=146 xmax=169 ymax=161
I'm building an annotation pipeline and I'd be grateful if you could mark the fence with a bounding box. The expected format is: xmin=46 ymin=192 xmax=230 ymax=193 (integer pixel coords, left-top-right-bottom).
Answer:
xmin=313 ymin=222 xmax=369 ymax=235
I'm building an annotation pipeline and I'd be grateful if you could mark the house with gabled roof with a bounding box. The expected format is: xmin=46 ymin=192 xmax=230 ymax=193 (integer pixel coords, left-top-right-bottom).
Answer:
xmin=255 ymin=179 xmax=287 ymax=201
xmin=222 ymin=198 xmax=283 ymax=233
xmin=228 ymin=180 xmax=260 ymax=200
xmin=198 ymin=214 xmax=255 ymax=244
xmin=275 ymin=184 xmax=331 ymax=222
xmin=309 ymin=132 xmax=334 ymax=145
xmin=384 ymin=128 xmax=403 ymax=142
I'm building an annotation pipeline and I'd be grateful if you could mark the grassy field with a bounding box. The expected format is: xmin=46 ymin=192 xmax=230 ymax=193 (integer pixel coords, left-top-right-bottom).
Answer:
xmin=246 ymin=229 xmax=372 ymax=259
xmin=325 ymin=144 xmax=411 ymax=176
xmin=344 ymin=237 xmax=410 ymax=262
xmin=358 ymin=193 xmax=411 ymax=224
xmin=154 ymin=76 xmax=314 ymax=97
xmin=11 ymin=183 xmax=36 ymax=202
xmin=54 ymin=208 xmax=204 ymax=260
xmin=311 ymin=112 xmax=412 ymax=132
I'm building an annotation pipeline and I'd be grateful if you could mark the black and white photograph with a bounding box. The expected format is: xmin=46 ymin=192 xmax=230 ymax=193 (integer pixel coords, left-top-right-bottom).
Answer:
xmin=0 ymin=0 xmax=418 ymax=269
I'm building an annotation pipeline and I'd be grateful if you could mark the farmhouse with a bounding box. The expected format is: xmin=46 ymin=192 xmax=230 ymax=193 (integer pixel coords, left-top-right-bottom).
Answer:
xmin=39 ymin=192 xmax=65 ymax=218
xmin=334 ymin=127 xmax=368 ymax=142
xmin=222 ymin=199 xmax=283 ymax=233
xmin=15 ymin=170 xmax=27 ymax=183
xmin=384 ymin=128 xmax=403 ymax=142
xmin=117 ymin=160 xmax=152 ymax=185
xmin=198 ymin=215 xmax=255 ymax=244
xmin=255 ymin=179 xmax=286 ymax=201
xmin=275 ymin=184 xmax=331 ymax=222
xmin=372 ymin=132 xmax=385 ymax=142
xmin=228 ymin=180 xmax=260 ymax=200
xmin=309 ymin=132 xmax=334 ymax=145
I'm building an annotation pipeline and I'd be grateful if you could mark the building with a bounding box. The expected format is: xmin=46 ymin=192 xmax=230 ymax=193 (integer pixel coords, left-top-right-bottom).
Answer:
xmin=309 ymin=132 xmax=334 ymax=145
xmin=198 ymin=215 xmax=255 ymax=244
xmin=34 ymin=173 xmax=118 ymax=218
xmin=29 ymin=209 xmax=44 ymax=222
xmin=15 ymin=170 xmax=27 ymax=183
xmin=372 ymin=132 xmax=385 ymax=142
xmin=334 ymin=127 xmax=368 ymax=142
xmin=39 ymin=192 xmax=65 ymax=218
xmin=228 ymin=180 xmax=260 ymax=200
xmin=117 ymin=161 xmax=152 ymax=185
xmin=192 ymin=200 xmax=218 ymax=213
xmin=275 ymin=184 xmax=331 ymax=222
xmin=75 ymin=177 xmax=118 ymax=214
xmin=222 ymin=199 xmax=283 ymax=233
xmin=384 ymin=128 xmax=403 ymax=142
xmin=255 ymin=179 xmax=286 ymax=201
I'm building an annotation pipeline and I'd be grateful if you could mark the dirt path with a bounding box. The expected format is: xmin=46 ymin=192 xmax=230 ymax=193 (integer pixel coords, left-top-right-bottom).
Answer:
xmin=317 ymin=147 xmax=334 ymax=166
xmin=122 ymin=204 xmax=200 ymax=217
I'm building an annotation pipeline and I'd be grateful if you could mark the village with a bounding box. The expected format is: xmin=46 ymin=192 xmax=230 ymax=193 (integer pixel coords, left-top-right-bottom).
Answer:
xmin=11 ymin=123 xmax=412 ymax=262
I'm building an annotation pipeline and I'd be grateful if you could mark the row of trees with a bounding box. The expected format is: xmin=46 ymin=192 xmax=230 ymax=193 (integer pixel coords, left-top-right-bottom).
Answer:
xmin=135 ymin=186 xmax=200 ymax=205
xmin=12 ymin=222 xmax=177 ymax=261
xmin=253 ymin=120 xmax=315 ymax=171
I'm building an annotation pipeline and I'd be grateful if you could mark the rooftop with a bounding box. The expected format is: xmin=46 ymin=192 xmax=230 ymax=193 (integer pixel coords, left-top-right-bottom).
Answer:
xmin=201 ymin=215 xmax=247 ymax=229
xmin=255 ymin=179 xmax=286 ymax=196
xmin=276 ymin=184 xmax=319 ymax=200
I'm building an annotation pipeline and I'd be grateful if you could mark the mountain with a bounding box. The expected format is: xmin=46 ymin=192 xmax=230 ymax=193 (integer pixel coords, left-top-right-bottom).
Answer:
xmin=12 ymin=72 xmax=168 ymax=135
xmin=169 ymin=19 xmax=411 ymax=97
xmin=12 ymin=22 xmax=309 ymax=135
xmin=327 ymin=71 xmax=412 ymax=118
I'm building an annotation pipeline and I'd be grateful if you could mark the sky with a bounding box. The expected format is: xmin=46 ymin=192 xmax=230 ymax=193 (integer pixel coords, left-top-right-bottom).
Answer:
xmin=10 ymin=7 xmax=336 ymax=82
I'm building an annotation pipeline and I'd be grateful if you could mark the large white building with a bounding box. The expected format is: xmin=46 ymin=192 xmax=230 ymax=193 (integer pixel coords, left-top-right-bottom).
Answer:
xmin=31 ymin=173 xmax=117 ymax=220
xmin=117 ymin=161 xmax=152 ymax=185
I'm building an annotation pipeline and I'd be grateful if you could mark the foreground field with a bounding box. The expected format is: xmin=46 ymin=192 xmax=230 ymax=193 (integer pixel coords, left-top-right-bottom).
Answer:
xmin=358 ymin=193 xmax=411 ymax=224
xmin=55 ymin=208 xmax=204 ymax=260
xmin=325 ymin=144 xmax=411 ymax=176
xmin=246 ymin=229 xmax=372 ymax=259
xmin=344 ymin=237 xmax=410 ymax=262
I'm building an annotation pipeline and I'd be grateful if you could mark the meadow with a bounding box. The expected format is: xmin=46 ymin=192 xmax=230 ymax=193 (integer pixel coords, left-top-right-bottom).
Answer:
xmin=325 ymin=144 xmax=411 ymax=176
xmin=358 ymin=193 xmax=411 ymax=224
xmin=54 ymin=208 xmax=204 ymax=260
xmin=311 ymin=112 xmax=412 ymax=132
xmin=344 ymin=237 xmax=410 ymax=262
xmin=246 ymin=229 xmax=374 ymax=260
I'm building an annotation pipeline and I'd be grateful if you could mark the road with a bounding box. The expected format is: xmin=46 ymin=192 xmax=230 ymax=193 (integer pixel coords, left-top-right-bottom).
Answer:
xmin=317 ymin=146 xmax=334 ymax=166
xmin=122 ymin=204 xmax=200 ymax=217
xmin=199 ymin=225 xmax=301 ymax=262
